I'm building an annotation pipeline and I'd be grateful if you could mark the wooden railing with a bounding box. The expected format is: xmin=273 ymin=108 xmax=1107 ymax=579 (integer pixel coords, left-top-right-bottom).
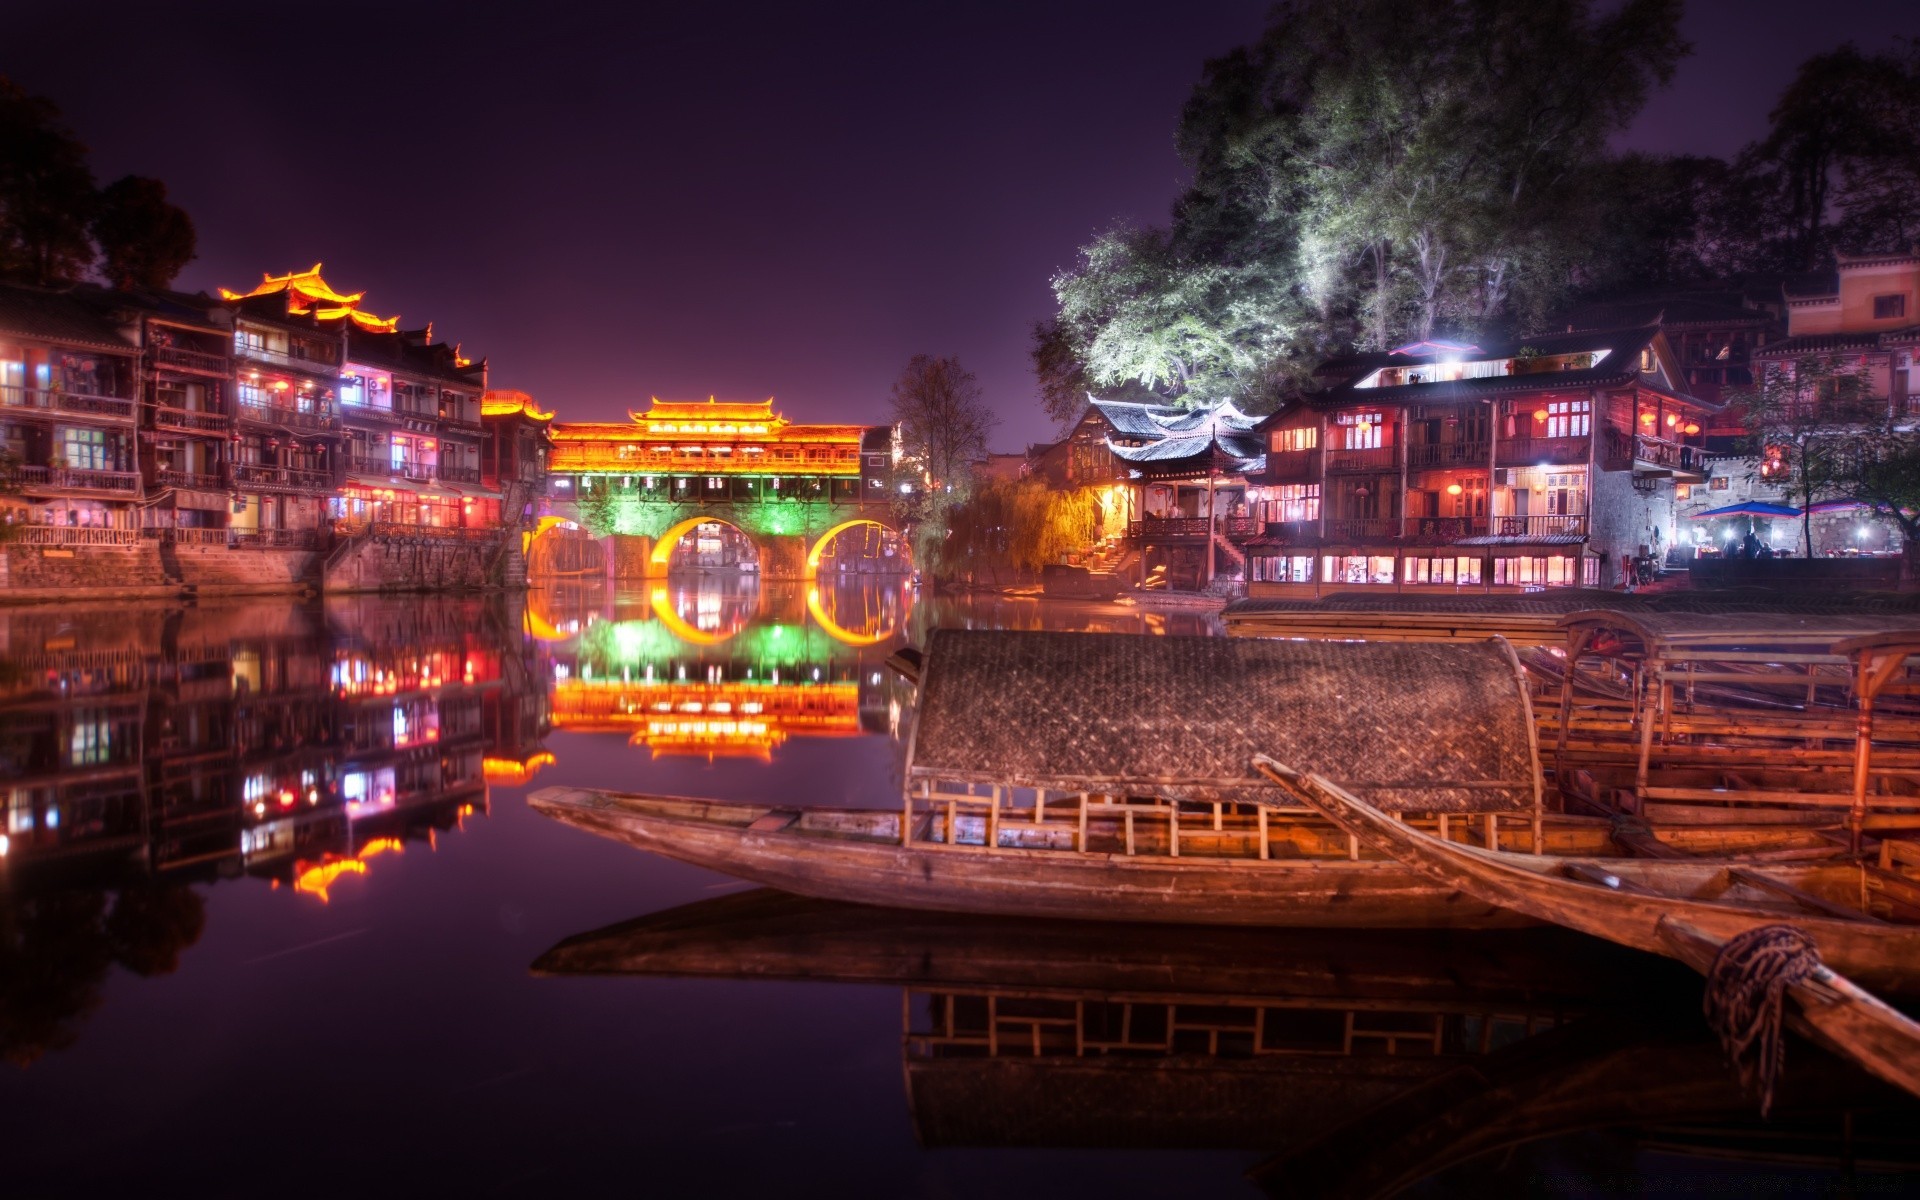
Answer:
xmin=0 ymin=387 xmax=137 ymax=420
xmin=1491 ymin=514 xmax=1587 ymax=538
xmin=371 ymin=521 xmax=500 ymax=542
xmin=233 ymin=463 xmax=334 ymax=491
xmin=230 ymin=528 xmax=323 ymax=550
xmin=9 ymin=524 xmax=142 ymax=546
xmin=1264 ymin=449 xmax=1320 ymax=481
xmin=144 ymin=526 xmax=234 ymax=546
xmin=150 ymin=345 xmax=230 ymax=374
xmin=1497 ymin=435 xmax=1589 ymax=467
xmin=234 ymin=344 xmax=336 ymax=371
xmin=14 ymin=465 xmax=141 ymax=492
xmin=237 ymin=400 xmax=340 ymax=431
xmin=153 ymin=405 xmax=230 ymax=433
xmin=153 ymin=468 xmax=224 ymax=491
xmin=1326 ymin=445 xmax=1396 ymax=473
xmin=1128 ymin=516 xmax=1261 ymax=542
xmin=1407 ymin=441 xmax=1489 ymax=469
xmin=436 ymin=464 xmax=481 ymax=484
xmin=1404 ymin=516 xmax=1489 ymax=542
xmin=1324 ymin=517 xmax=1400 ymax=540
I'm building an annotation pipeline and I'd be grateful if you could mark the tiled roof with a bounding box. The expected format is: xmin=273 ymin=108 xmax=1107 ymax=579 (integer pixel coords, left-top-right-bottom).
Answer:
xmin=1090 ymin=398 xmax=1186 ymax=437
xmin=0 ymin=283 xmax=139 ymax=353
xmin=1752 ymin=331 xmax=1895 ymax=357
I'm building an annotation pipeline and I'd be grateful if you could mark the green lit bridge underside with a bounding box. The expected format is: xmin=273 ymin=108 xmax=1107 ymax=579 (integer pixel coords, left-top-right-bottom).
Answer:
xmin=544 ymin=476 xmax=901 ymax=578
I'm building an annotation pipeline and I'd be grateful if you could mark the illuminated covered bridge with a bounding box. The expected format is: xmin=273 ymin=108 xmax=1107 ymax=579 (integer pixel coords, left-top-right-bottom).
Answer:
xmin=537 ymin=398 xmax=900 ymax=579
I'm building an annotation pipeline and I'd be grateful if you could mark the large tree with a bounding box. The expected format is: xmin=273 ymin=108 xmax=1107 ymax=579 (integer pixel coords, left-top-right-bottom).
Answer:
xmin=888 ymin=354 xmax=997 ymax=569
xmin=1736 ymin=357 xmax=1876 ymax=556
xmin=1042 ymin=0 xmax=1687 ymax=412
xmin=92 ymin=176 xmax=197 ymax=290
xmin=0 ymin=78 xmax=96 ymax=286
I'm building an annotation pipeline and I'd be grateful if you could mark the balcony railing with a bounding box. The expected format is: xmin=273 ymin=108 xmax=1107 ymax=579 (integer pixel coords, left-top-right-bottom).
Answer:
xmin=1324 ymin=517 xmax=1401 ymax=541
xmin=0 ymin=387 xmax=137 ymax=420
xmin=1325 ymin=445 xmax=1396 ymax=473
xmin=14 ymin=465 xmax=141 ymax=493
xmin=397 ymin=462 xmax=435 ymax=483
xmin=233 ymin=463 xmax=334 ymax=492
xmin=1127 ymin=516 xmax=1261 ymax=542
xmin=150 ymin=345 xmax=230 ymax=375
xmin=230 ymin=528 xmax=323 ymax=550
xmin=142 ymin=526 xmax=234 ymax=546
xmin=1406 ymin=441 xmax=1489 ymax=469
xmin=1264 ymin=449 xmax=1320 ymax=482
xmin=371 ymin=522 xmax=501 ymax=542
xmin=1404 ymin=516 xmax=1490 ymax=542
xmin=8 ymin=523 xmax=142 ymax=547
xmin=152 ymin=405 xmax=231 ymax=434
xmin=234 ymin=344 xmax=336 ymax=372
xmin=1496 ymin=434 xmax=1589 ymax=467
xmin=238 ymin=400 xmax=341 ymax=432
xmin=1603 ymin=430 xmax=1704 ymax=474
xmin=153 ymin=468 xmax=225 ymax=491
xmin=1491 ymin=514 xmax=1587 ymax=538
xmin=436 ymin=464 xmax=481 ymax=484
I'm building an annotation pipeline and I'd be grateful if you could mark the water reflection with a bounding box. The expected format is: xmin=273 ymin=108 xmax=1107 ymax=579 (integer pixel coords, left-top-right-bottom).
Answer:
xmin=534 ymin=576 xmax=917 ymax=759
xmin=4 ymin=580 xmax=1905 ymax=1195
xmin=538 ymin=891 xmax=1920 ymax=1190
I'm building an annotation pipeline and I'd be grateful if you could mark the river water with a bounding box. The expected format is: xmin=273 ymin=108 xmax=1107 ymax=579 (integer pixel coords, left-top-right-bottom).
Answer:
xmin=0 ymin=581 xmax=1910 ymax=1197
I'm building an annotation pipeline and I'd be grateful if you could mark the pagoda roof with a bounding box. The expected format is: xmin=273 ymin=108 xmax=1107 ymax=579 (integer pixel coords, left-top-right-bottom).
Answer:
xmin=482 ymin=390 xmax=556 ymax=422
xmin=636 ymin=396 xmax=781 ymax=424
xmin=219 ymin=263 xmax=400 ymax=332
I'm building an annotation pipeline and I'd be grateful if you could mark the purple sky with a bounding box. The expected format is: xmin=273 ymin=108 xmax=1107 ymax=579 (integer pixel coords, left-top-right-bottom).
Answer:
xmin=12 ymin=1 xmax=1914 ymax=452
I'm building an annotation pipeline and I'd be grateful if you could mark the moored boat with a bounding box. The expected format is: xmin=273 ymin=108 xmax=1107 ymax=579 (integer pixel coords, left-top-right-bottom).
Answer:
xmin=1259 ymin=758 xmax=1920 ymax=996
xmin=1657 ymin=915 xmax=1920 ymax=1102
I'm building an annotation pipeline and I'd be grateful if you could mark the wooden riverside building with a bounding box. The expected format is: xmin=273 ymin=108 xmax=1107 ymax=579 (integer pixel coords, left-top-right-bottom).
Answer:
xmin=1243 ymin=327 xmax=1719 ymax=594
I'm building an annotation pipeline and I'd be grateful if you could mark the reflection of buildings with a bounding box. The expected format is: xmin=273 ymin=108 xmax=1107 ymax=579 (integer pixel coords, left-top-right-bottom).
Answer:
xmin=533 ymin=578 xmax=911 ymax=759
xmin=0 ymin=596 xmax=550 ymax=896
xmin=537 ymin=890 xmax=1920 ymax=1188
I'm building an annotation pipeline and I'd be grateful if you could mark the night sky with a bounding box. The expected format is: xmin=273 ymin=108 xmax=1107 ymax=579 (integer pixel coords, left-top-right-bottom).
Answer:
xmin=11 ymin=1 xmax=1914 ymax=451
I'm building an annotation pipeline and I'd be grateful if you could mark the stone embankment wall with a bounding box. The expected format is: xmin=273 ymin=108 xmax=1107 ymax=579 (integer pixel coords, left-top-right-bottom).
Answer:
xmin=324 ymin=535 xmax=501 ymax=593
xmin=0 ymin=543 xmax=320 ymax=602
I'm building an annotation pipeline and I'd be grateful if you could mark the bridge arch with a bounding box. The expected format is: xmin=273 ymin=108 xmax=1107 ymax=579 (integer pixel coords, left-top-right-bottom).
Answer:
xmin=805 ymin=517 xmax=905 ymax=578
xmin=525 ymin=517 xmax=604 ymax=580
xmin=650 ymin=515 xmax=758 ymax=572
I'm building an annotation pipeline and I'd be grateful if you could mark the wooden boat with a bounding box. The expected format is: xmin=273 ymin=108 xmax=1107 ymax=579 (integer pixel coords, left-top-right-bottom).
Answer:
xmin=534 ymin=631 xmax=1856 ymax=929
xmin=1258 ymin=758 xmax=1920 ymax=997
xmin=1657 ymin=915 xmax=1920 ymax=1101
xmin=529 ymin=788 xmax=1533 ymax=928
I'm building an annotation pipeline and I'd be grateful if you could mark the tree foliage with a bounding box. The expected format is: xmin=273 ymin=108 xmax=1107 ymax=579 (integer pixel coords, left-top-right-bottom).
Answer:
xmin=0 ymin=77 xmax=201 ymax=289
xmin=0 ymin=78 xmax=96 ymax=286
xmin=938 ymin=478 xmax=1103 ymax=582
xmin=1043 ymin=0 xmax=1687 ymax=413
xmin=93 ymin=176 xmax=197 ymax=290
xmin=1735 ymin=357 xmax=1876 ymax=555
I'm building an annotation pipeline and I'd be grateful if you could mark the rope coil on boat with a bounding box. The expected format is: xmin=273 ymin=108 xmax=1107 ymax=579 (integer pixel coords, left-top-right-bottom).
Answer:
xmin=1701 ymin=923 xmax=1822 ymax=1117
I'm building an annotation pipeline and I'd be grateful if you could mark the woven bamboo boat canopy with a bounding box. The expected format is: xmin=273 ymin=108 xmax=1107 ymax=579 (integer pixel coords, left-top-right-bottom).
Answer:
xmin=907 ymin=630 xmax=1538 ymax=813
xmin=1560 ymin=609 xmax=1920 ymax=658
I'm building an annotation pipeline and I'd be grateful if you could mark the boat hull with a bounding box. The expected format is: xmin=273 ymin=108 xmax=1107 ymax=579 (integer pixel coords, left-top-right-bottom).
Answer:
xmin=530 ymin=788 xmax=1533 ymax=930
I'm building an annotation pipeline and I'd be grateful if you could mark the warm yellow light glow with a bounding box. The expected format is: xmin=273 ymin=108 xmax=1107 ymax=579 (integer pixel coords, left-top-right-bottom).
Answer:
xmin=1683 ymin=422 xmax=1700 ymax=435
xmin=292 ymin=858 xmax=366 ymax=903
xmin=1445 ymin=483 xmax=1463 ymax=496
xmin=1533 ymin=408 xmax=1548 ymax=422
xmin=483 ymin=751 xmax=557 ymax=785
